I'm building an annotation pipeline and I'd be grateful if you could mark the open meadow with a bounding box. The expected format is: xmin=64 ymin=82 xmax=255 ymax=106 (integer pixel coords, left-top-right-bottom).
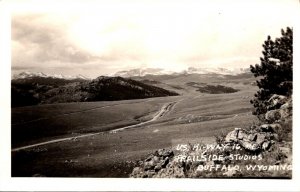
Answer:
xmin=11 ymin=73 xmax=259 ymax=177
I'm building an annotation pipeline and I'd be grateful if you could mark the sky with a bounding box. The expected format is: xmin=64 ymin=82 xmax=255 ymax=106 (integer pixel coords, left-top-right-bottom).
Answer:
xmin=10 ymin=0 xmax=298 ymax=78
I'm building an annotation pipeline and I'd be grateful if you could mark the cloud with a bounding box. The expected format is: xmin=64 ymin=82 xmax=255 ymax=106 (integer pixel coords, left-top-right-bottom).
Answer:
xmin=11 ymin=0 xmax=297 ymax=78
xmin=12 ymin=14 xmax=96 ymax=67
xmin=11 ymin=12 xmax=150 ymax=77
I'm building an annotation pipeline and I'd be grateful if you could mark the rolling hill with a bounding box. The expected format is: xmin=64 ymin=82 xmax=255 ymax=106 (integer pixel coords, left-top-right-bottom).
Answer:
xmin=11 ymin=74 xmax=178 ymax=107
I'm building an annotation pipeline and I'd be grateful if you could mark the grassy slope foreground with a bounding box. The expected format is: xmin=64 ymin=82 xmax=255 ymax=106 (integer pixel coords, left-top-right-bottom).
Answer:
xmin=11 ymin=73 xmax=259 ymax=177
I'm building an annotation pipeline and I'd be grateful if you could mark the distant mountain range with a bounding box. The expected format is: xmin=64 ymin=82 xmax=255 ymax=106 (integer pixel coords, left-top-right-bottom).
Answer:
xmin=113 ymin=67 xmax=250 ymax=77
xmin=13 ymin=67 xmax=250 ymax=81
xmin=185 ymin=67 xmax=250 ymax=75
xmin=114 ymin=68 xmax=175 ymax=77
xmin=13 ymin=71 xmax=90 ymax=80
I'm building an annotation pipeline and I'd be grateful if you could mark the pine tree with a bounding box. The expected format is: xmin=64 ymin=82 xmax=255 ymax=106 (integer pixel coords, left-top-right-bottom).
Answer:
xmin=250 ymin=27 xmax=293 ymax=119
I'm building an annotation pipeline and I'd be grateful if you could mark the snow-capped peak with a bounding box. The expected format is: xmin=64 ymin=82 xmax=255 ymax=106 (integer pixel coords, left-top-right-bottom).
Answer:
xmin=13 ymin=71 xmax=48 ymax=79
xmin=113 ymin=68 xmax=175 ymax=77
xmin=13 ymin=71 xmax=90 ymax=80
xmin=113 ymin=67 xmax=250 ymax=77
xmin=186 ymin=67 xmax=249 ymax=75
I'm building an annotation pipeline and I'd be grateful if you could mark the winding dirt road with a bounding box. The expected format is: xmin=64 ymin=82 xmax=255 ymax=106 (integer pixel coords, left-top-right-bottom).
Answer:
xmin=11 ymin=101 xmax=177 ymax=152
xmin=109 ymin=101 xmax=177 ymax=133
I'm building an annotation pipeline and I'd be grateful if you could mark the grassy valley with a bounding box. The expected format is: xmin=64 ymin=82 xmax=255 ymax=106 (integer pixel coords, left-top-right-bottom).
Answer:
xmin=11 ymin=72 xmax=260 ymax=177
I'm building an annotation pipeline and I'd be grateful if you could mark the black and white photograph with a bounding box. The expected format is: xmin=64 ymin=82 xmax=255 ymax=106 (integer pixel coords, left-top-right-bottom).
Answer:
xmin=1 ymin=0 xmax=300 ymax=191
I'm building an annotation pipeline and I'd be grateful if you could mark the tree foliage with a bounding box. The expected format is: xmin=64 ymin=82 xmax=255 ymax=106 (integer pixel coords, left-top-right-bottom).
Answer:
xmin=250 ymin=27 xmax=293 ymax=118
